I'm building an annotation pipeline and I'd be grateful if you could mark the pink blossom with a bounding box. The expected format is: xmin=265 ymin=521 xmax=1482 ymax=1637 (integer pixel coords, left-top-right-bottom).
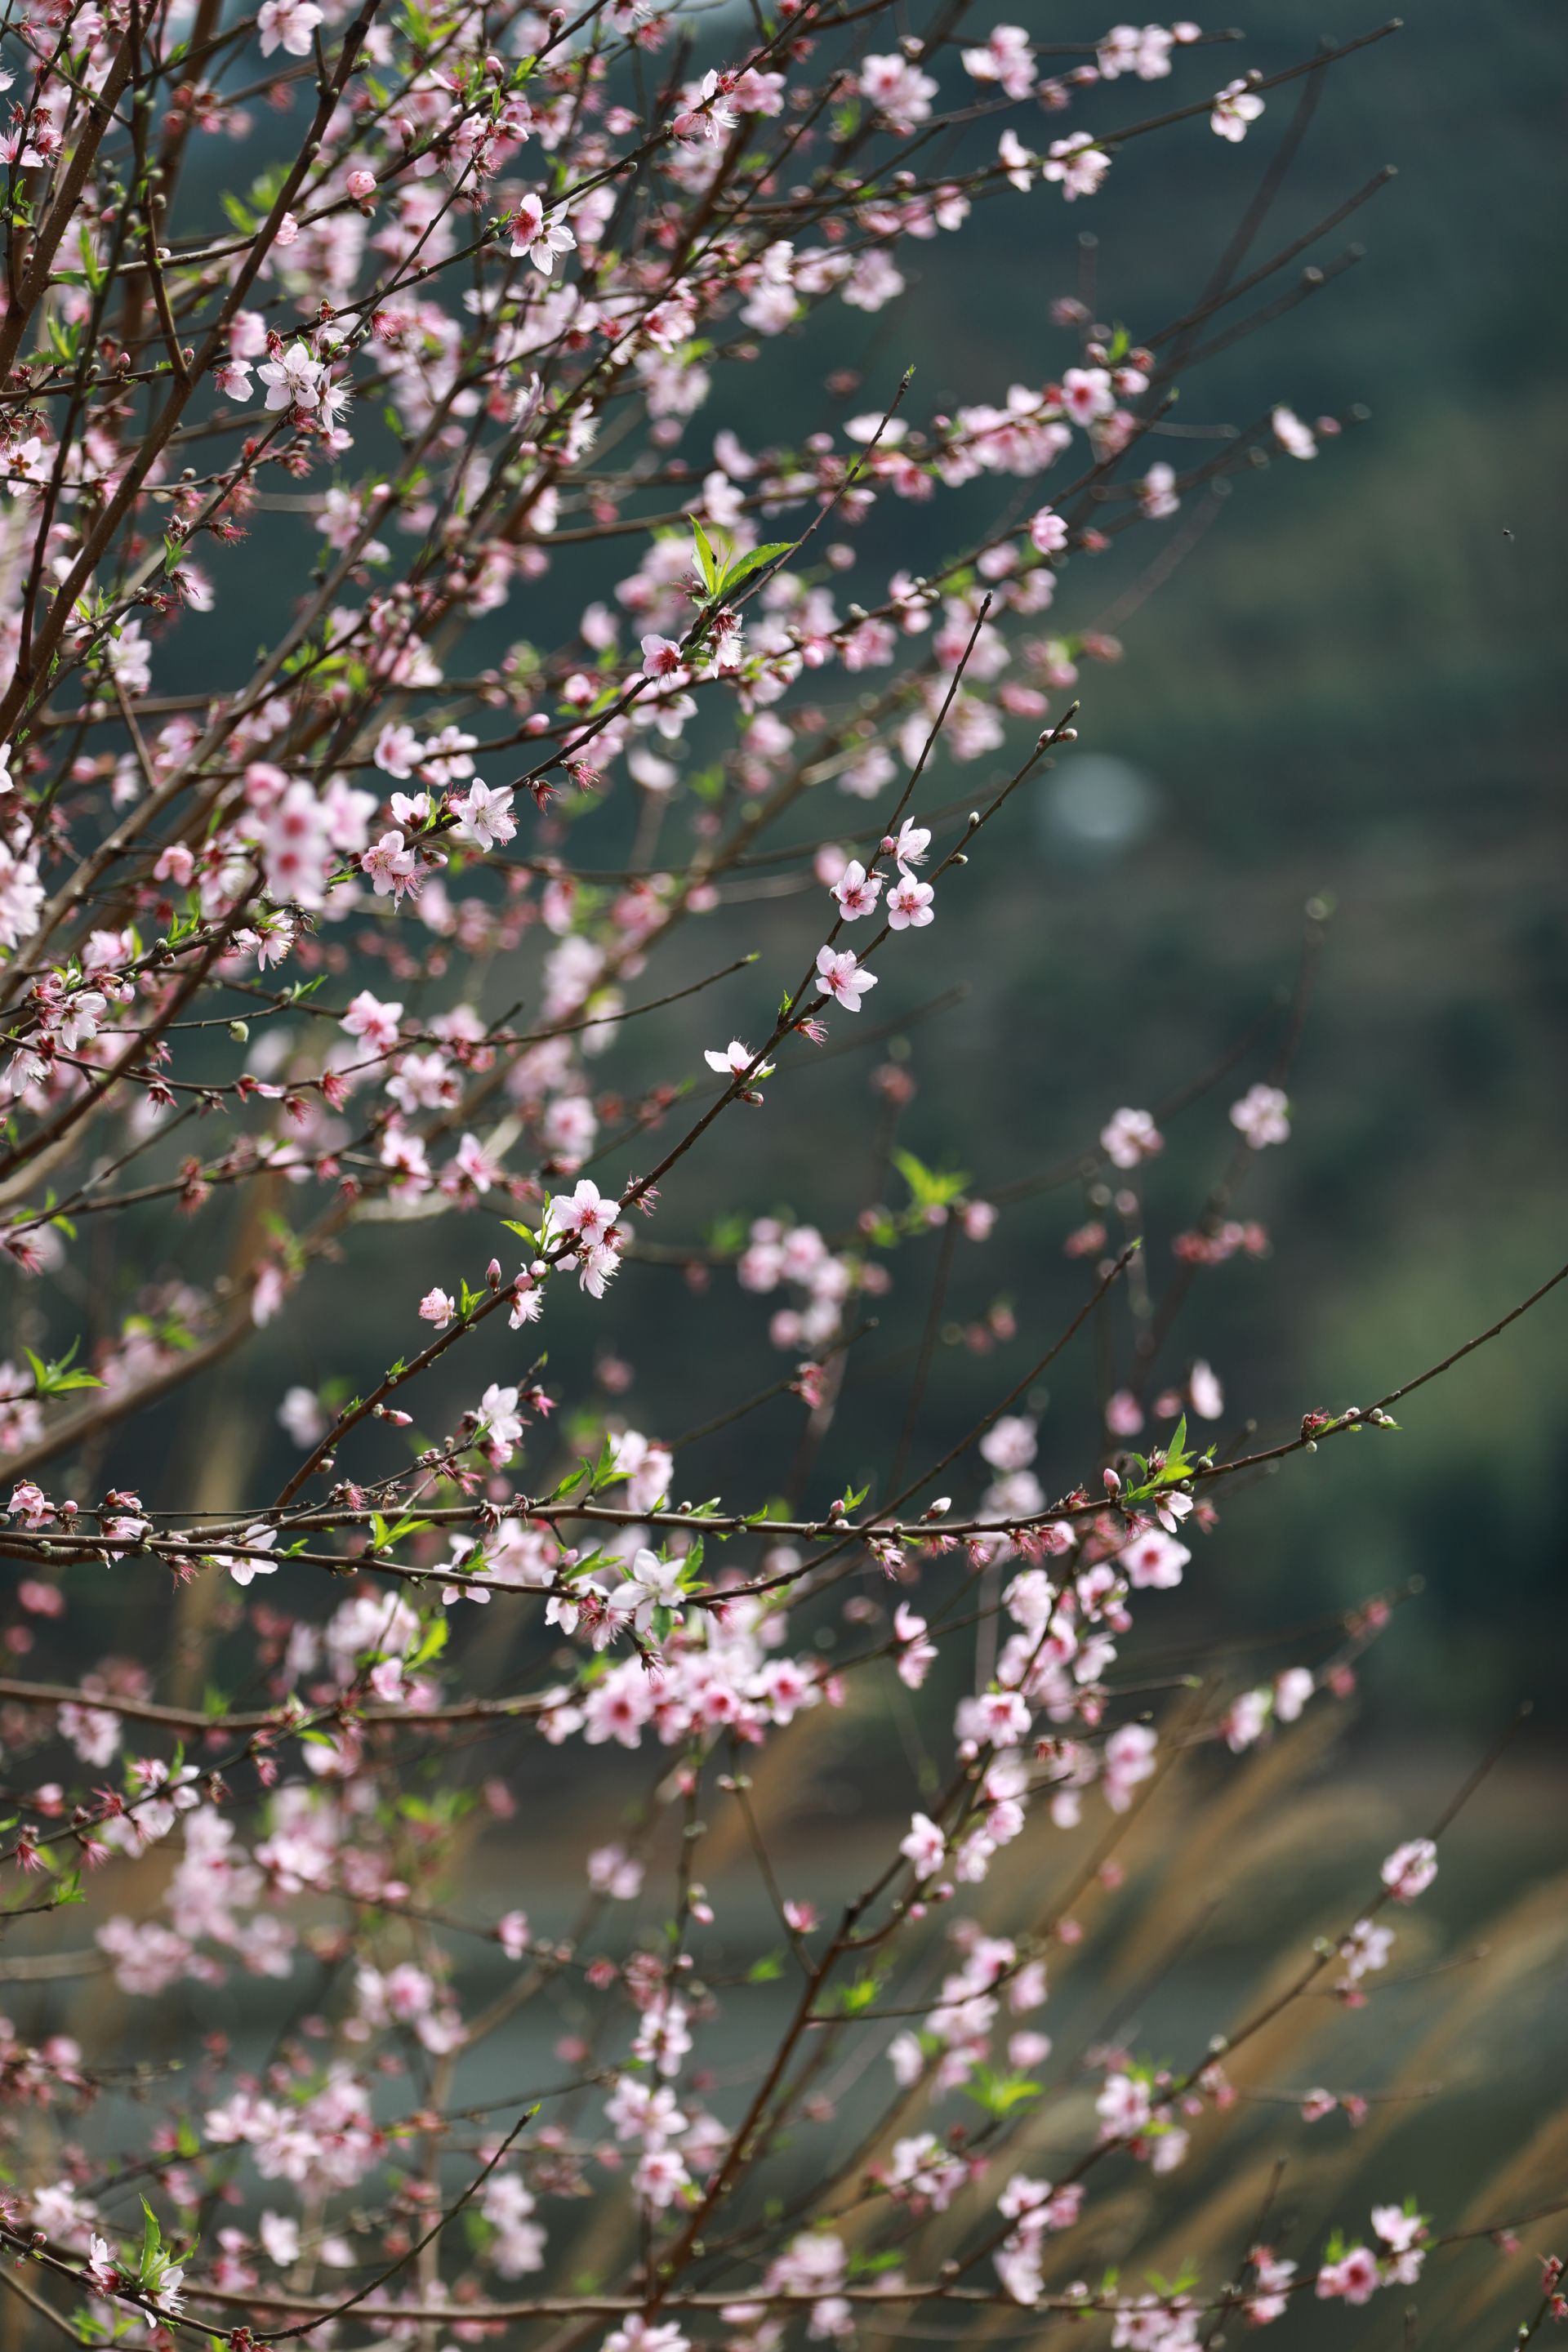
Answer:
xmin=229 ymin=1522 xmax=278 ymax=1588
xmin=1105 ymin=1388 xmax=1145 ymax=1437
xmin=1043 ymin=136 xmax=1111 ymax=200
xmin=1380 ymin=1837 xmax=1437 ymax=1903
xmin=831 ymin=859 xmax=883 ymax=920
xmin=962 ymin=24 xmax=1036 ymax=100
xmin=1230 ymin=1082 xmax=1291 ymax=1147
xmin=860 ymin=54 xmax=938 ymax=133
xmin=257 ymin=0 xmax=323 ymax=57
xmin=1212 ymin=78 xmax=1266 ymax=141
xmin=1316 ymin=2245 xmax=1379 ymax=2304
xmin=900 ymin=1811 xmax=946 ymax=1878
xmin=641 ymin=634 xmax=684 ymax=679
xmin=704 ymin=1039 xmax=772 ymax=1080
xmin=257 ymin=341 xmax=325 ymax=412
xmin=546 ymin=1178 xmax=621 ymax=1250
xmin=886 ymin=868 xmax=935 ymax=929
xmin=1096 ymin=2069 xmax=1152 ymax=2138
xmin=1244 ymin=2248 xmax=1298 ymax=2325
xmin=1275 ymin=1665 xmax=1315 ymax=1723
xmin=510 ymin=192 xmax=577 ymax=275
xmin=341 ymin=989 xmax=403 ymax=1055
xmin=1028 ymin=506 xmax=1069 ymax=555
xmin=815 ymin=944 xmax=878 ymax=1012
xmin=1100 ymin=1105 xmax=1163 ymax=1168
xmin=361 ymin=830 xmax=419 ymax=898
xmin=451 ymin=780 xmax=517 ymax=851
xmin=1120 ymin=1526 xmax=1189 ymax=1589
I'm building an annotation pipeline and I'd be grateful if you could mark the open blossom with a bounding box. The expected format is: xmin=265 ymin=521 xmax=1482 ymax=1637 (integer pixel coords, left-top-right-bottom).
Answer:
xmin=257 ymin=0 xmax=323 ymax=56
xmin=860 ymin=53 xmax=938 ymax=132
xmin=1380 ymin=1837 xmax=1438 ymax=1902
xmin=510 ymin=192 xmax=577 ymax=274
xmin=418 ymin=1287 xmax=456 ymax=1326
xmin=1142 ymin=461 xmax=1180 ymax=518
xmin=362 ymin=830 xmax=419 ymax=898
xmin=641 ymin=634 xmax=684 ymax=679
xmin=451 ymin=780 xmax=516 ymax=850
xmin=831 ymin=859 xmax=882 ymax=920
xmin=257 ymin=341 xmax=325 ymax=411
xmin=1211 ymin=78 xmax=1266 ymax=140
xmin=886 ymin=868 xmax=934 ymax=929
xmin=213 ymin=355 xmax=253 ymax=399
xmin=981 ymin=1414 xmax=1036 ymax=1472
xmin=672 ymin=67 xmax=737 ymax=142
xmin=963 ymin=24 xmax=1035 ymax=97
xmin=1029 ymin=505 xmax=1069 ymax=555
xmin=1120 ymin=1526 xmax=1189 ymax=1588
xmin=603 ymin=2320 xmax=688 ymax=2352
xmin=229 ymin=1523 xmax=278 ymax=1588
xmin=900 ymin=1811 xmax=946 ymax=1878
xmin=7 ymin=1480 xmax=52 ymax=1528
xmin=1097 ymin=2069 xmax=1152 ymax=2138
xmin=1098 ymin=22 xmax=1176 ymax=78
xmin=998 ymin=127 xmax=1036 ymax=194
xmin=1230 ymin=1081 xmax=1291 ymax=1147
xmin=1043 ymin=136 xmax=1111 ymax=200
xmin=704 ymin=1039 xmax=772 ymax=1080
xmin=815 ymin=944 xmax=878 ymax=1012
xmin=86 ymin=2235 xmax=119 ymax=2293
xmin=543 ymin=1187 xmax=625 ymax=1298
xmin=1316 ymin=2245 xmax=1380 ymax=2304
xmin=1062 ymin=366 xmax=1115 ymax=426
xmin=1101 ymin=1105 xmax=1163 ymax=1167
xmin=893 ymin=1603 xmax=938 ymax=1687
xmin=1244 ymin=2249 xmax=1298 ymax=2324
xmin=341 ymin=988 xmax=403 ymax=1055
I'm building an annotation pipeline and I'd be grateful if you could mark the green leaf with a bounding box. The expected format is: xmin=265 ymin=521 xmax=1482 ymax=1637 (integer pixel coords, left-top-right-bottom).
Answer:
xmin=892 ymin=1148 xmax=970 ymax=1213
xmin=964 ymin=2065 xmax=1040 ymax=2118
xmin=139 ymin=2199 xmax=163 ymax=2278
xmin=691 ymin=516 xmax=720 ymax=596
xmin=24 ymin=1343 xmax=105 ymax=1398
xmin=718 ymin=540 xmax=795 ymax=592
xmin=408 ymin=1614 xmax=448 ymax=1669
xmin=78 ymin=223 xmax=107 ymax=293
xmin=833 ymin=1967 xmax=884 ymax=2016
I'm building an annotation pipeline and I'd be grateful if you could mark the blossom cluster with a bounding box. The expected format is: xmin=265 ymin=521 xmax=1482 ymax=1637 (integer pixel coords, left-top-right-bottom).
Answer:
xmin=0 ymin=0 xmax=1550 ymax=2347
